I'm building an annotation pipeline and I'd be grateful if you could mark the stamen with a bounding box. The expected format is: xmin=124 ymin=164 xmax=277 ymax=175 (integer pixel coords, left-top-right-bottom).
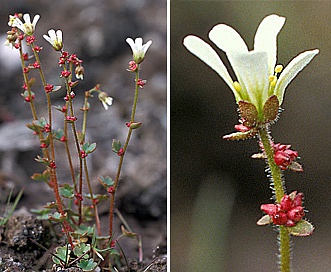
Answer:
xmin=233 ymin=81 xmax=242 ymax=92
xmin=274 ymin=64 xmax=283 ymax=74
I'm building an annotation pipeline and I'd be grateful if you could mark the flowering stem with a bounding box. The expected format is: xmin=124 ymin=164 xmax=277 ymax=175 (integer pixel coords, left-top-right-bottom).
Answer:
xmin=258 ymin=126 xmax=290 ymax=272
xmin=109 ymin=66 xmax=140 ymax=237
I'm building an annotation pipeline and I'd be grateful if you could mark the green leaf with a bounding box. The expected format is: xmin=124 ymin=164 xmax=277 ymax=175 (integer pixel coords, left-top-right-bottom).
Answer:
xmin=33 ymin=117 xmax=47 ymax=129
xmin=60 ymin=184 xmax=74 ymax=198
xmin=31 ymin=208 xmax=52 ymax=220
xmin=52 ymin=246 xmax=71 ymax=265
xmin=98 ymin=176 xmax=114 ymax=187
xmin=53 ymin=128 xmax=64 ymax=141
xmin=112 ymin=139 xmax=122 ymax=153
xmin=31 ymin=170 xmax=50 ymax=183
xmin=73 ymin=243 xmax=90 ymax=259
xmin=287 ymin=219 xmax=314 ymax=236
xmin=82 ymin=142 xmax=97 ymax=154
xmin=48 ymin=211 xmax=67 ymax=223
xmin=78 ymin=259 xmax=98 ymax=271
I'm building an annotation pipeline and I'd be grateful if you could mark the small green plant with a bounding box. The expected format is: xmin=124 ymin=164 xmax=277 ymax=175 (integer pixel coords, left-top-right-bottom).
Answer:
xmin=5 ymin=12 xmax=152 ymax=270
xmin=184 ymin=14 xmax=318 ymax=272
xmin=0 ymin=187 xmax=23 ymax=226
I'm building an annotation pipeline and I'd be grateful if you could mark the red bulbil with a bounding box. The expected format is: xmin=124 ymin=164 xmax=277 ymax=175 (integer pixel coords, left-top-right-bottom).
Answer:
xmin=26 ymin=35 xmax=36 ymax=44
xmin=260 ymin=191 xmax=305 ymax=227
xmin=117 ymin=148 xmax=124 ymax=156
xmin=45 ymin=84 xmax=54 ymax=93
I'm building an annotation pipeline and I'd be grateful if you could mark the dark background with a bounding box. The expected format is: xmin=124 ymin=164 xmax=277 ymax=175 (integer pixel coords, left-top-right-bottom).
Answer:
xmin=0 ymin=0 xmax=166 ymax=260
xmin=171 ymin=1 xmax=330 ymax=271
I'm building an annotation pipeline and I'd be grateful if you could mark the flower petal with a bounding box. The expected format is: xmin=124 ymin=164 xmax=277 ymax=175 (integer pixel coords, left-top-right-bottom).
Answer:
xmin=209 ymin=24 xmax=248 ymax=54
xmin=274 ymin=49 xmax=319 ymax=105
xmin=23 ymin=14 xmax=31 ymax=25
xmin=142 ymin=40 xmax=152 ymax=54
xmin=183 ymin=35 xmax=240 ymax=100
xmin=254 ymin=14 xmax=286 ymax=75
xmin=126 ymin=38 xmax=137 ymax=53
xmin=228 ymin=51 xmax=269 ymax=110
xmin=32 ymin=14 xmax=40 ymax=28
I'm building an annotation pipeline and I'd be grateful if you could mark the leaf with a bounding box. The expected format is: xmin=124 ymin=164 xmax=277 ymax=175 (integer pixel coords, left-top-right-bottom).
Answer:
xmin=31 ymin=208 xmax=52 ymax=220
xmin=82 ymin=142 xmax=97 ymax=154
xmin=98 ymin=176 xmax=114 ymax=187
xmin=257 ymin=214 xmax=272 ymax=226
xmin=52 ymin=246 xmax=71 ymax=265
xmin=78 ymin=259 xmax=98 ymax=271
xmin=287 ymin=219 xmax=314 ymax=236
xmin=48 ymin=211 xmax=67 ymax=223
xmin=223 ymin=129 xmax=257 ymax=141
xmin=73 ymin=243 xmax=90 ymax=259
xmin=238 ymin=100 xmax=259 ymax=127
xmin=60 ymin=184 xmax=74 ymax=198
xmin=53 ymin=128 xmax=64 ymax=141
xmin=263 ymin=95 xmax=280 ymax=124
xmin=121 ymin=225 xmax=138 ymax=238
xmin=112 ymin=139 xmax=122 ymax=153
xmin=31 ymin=170 xmax=51 ymax=183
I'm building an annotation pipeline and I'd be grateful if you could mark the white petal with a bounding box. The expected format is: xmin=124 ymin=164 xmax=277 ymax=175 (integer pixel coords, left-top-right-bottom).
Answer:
xmin=229 ymin=51 xmax=269 ymax=109
xmin=23 ymin=14 xmax=31 ymax=24
xmin=135 ymin=37 xmax=143 ymax=48
xmin=142 ymin=40 xmax=152 ymax=54
xmin=56 ymin=30 xmax=63 ymax=43
xmin=48 ymin=29 xmax=56 ymax=40
xmin=32 ymin=14 xmax=40 ymax=27
xmin=126 ymin=38 xmax=137 ymax=53
xmin=275 ymin=49 xmax=319 ymax=105
xmin=209 ymin=24 xmax=248 ymax=54
xmin=254 ymin=14 xmax=285 ymax=75
xmin=102 ymin=101 xmax=109 ymax=110
xmin=43 ymin=34 xmax=52 ymax=44
xmin=183 ymin=35 xmax=239 ymax=99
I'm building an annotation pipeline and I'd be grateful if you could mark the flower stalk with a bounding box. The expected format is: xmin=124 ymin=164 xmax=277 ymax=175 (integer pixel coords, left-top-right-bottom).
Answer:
xmin=258 ymin=126 xmax=290 ymax=272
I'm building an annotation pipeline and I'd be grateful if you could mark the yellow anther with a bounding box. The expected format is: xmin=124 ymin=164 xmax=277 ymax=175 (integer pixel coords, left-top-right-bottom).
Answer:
xmin=274 ymin=64 xmax=283 ymax=74
xmin=269 ymin=75 xmax=277 ymax=87
xmin=269 ymin=75 xmax=276 ymax=82
xmin=233 ymin=81 xmax=242 ymax=92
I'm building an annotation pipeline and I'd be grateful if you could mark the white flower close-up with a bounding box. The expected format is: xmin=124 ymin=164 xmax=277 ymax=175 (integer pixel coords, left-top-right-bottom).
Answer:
xmin=98 ymin=92 xmax=113 ymax=110
xmin=43 ymin=29 xmax=63 ymax=51
xmin=183 ymin=14 xmax=319 ymax=115
xmin=10 ymin=13 xmax=40 ymax=36
xmin=126 ymin=37 xmax=152 ymax=64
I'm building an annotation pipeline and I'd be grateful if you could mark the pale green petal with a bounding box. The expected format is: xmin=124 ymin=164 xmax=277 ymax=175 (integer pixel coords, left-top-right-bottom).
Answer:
xmin=274 ymin=49 xmax=319 ymax=105
xmin=254 ymin=14 xmax=285 ymax=75
xmin=229 ymin=51 xmax=269 ymax=111
xmin=183 ymin=35 xmax=241 ymax=100
xmin=209 ymin=24 xmax=248 ymax=54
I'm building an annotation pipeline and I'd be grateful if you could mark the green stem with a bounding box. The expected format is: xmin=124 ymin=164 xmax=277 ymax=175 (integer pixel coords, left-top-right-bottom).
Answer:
xmin=109 ymin=66 xmax=140 ymax=237
xmin=258 ymin=126 xmax=291 ymax=272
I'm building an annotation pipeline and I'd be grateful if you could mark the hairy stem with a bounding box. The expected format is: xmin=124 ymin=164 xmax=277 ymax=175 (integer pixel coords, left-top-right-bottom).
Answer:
xmin=258 ymin=126 xmax=291 ymax=272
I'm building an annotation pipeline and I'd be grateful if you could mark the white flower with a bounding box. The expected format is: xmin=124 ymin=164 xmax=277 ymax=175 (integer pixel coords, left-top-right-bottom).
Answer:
xmin=98 ymin=92 xmax=113 ymax=110
xmin=126 ymin=37 xmax=152 ymax=64
xmin=183 ymin=14 xmax=319 ymax=116
xmin=11 ymin=13 xmax=40 ymax=36
xmin=43 ymin=29 xmax=63 ymax=51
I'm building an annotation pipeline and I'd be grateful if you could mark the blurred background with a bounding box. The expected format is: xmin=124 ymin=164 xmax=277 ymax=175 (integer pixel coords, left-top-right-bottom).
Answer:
xmin=171 ymin=1 xmax=330 ymax=271
xmin=0 ymin=0 xmax=166 ymax=259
